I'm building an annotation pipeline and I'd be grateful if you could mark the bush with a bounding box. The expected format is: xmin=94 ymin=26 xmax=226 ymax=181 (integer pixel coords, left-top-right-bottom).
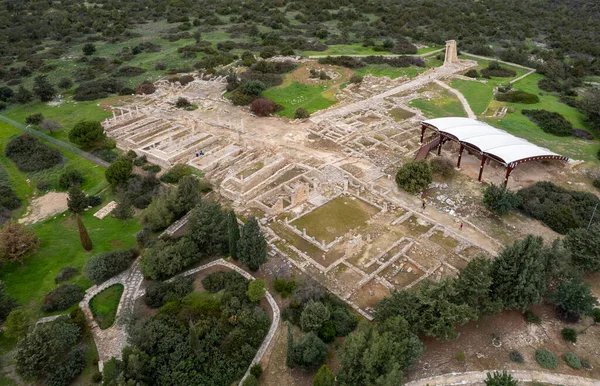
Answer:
xmin=142 ymin=164 xmax=161 ymax=173
xmin=509 ymin=351 xmax=524 ymax=363
xmin=84 ymin=249 xmax=135 ymax=284
xmin=572 ymin=128 xmax=594 ymax=140
xmin=250 ymin=364 xmax=262 ymax=379
xmin=274 ymin=279 xmax=296 ymax=297
xmin=318 ymin=56 xmax=364 ymax=69
xmin=251 ymin=97 xmax=276 ymax=116
xmin=291 ymin=332 xmax=328 ymax=370
xmin=144 ymin=276 xmax=194 ymax=308
xmin=25 ymin=112 xmax=44 ymax=125
xmin=135 ymin=81 xmax=156 ymax=95
xmin=455 ymin=352 xmax=466 ymax=361
xmin=5 ymin=134 xmax=62 ymax=172
xmin=465 ymin=69 xmax=479 ymax=78
xmin=91 ymin=372 xmax=103 ymax=383
xmin=86 ymin=195 xmax=102 ymax=207
xmin=247 ymin=279 xmax=266 ymax=302
xmin=562 ymin=352 xmax=582 ymax=369
xmin=105 ymin=159 xmax=133 ymax=185
xmin=160 ymin=164 xmax=194 ymax=184
xmin=594 ymin=308 xmax=600 ymax=323
xmin=294 ymin=108 xmax=310 ymax=119
xmin=45 ymin=346 xmax=86 ymax=386
xmin=483 ymin=184 xmax=520 ymax=215
xmin=582 ymin=359 xmax=592 ymax=369
xmin=74 ymin=78 xmax=123 ymax=101
xmin=395 ymin=161 xmax=432 ymax=194
xmin=115 ymin=66 xmax=147 ymax=77
xmin=524 ymin=309 xmax=541 ymax=323
xmin=58 ymin=169 xmax=84 ymax=190
xmin=55 ymin=267 xmax=78 ymax=283
xmin=69 ymin=121 xmax=106 ymax=147
xmin=140 ymin=238 xmax=199 ymax=280
xmin=481 ymin=62 xmax=517 ymax=78
xmin=350 ymin=74 xmax=363 ymax=84
xmin=535 ymin=349 xmax=558 ymax=369
xmin=175 ymin=97 xmax=191 ymax=108
xmin=42 ymin=284 xmax=84 ymax=312
xmin=242 ymin=375 xmax=258 ymax=386
xmin=430 ymin=157 xmax=455 ymax=179
xmin=330 ymin=308 xmax=357 ymax=336
xmin=133 ymin=155 xmax=148 ymax=166
xmin=4 ymin=308 xmax=33 ymax=339
xmin=561 ymin=328 xmax=577 ymax=343
xmin=495 ymin=90 xmax=540 ymax=104
xmin=522 ymin=109 xmax=573 ymax=136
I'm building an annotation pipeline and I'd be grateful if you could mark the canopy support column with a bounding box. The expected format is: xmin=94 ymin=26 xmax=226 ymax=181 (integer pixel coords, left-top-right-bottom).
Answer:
xmin=420 ymin=124 xmax=426 ymax=144
xmin=437 ymin=134 xmax=444 ymax=156
xmin=478 ymin=155 xmax=487 ymax=182
xmin=456 ymin=144 xmax=464 ymax=169
xmin=504 ymin=163 xmax=515 ymax=188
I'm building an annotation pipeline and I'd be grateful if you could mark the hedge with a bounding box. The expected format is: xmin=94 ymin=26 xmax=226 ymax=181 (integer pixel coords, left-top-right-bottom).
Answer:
xmin=84 ymin=249 xmax=136 ymax=284
xmin=42 ymin=284 xmax=84 ymax=312
xmin=5 ymin=134 xmax=62 ymax=172
xmin=522 ymin=109 xmax=573 ymax=136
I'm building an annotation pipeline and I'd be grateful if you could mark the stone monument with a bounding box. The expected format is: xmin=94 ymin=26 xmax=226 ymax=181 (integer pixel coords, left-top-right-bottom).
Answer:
xmin=444 ymin=40 xmax=459 ymax=64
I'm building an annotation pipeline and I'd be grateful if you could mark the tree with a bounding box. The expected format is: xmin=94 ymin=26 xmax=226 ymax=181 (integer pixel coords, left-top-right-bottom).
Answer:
xmin=82 ymin=43 xmax=96 ymax=56
xmin=228 ymin=211 xmax=240 ymax=260
xmin=291 ymin=332 xmax=328 ymax=370
xmin=337 ymin=317 xmax=424 ymax=386
xmin=174 ymin=175 xmax=203 ymax=216
xmin=395 ymin=161 xmax=432 ymax=194
xmin=485 ymin=371 xmax=518 ymax=386
xmin=4 ymin=308 xmax=33 ymax=339
xmin=14 ymin=85 xmax=33 ymax=104
xmin=25 ymin=112 xmax=44 ymax=126
xmin=0 ymin=281 xmax=18 ymax=322
xmin=549 ymin=277 xmax=598 ymax=321
xmin=76 ymin=214 xmax=93 ymax=251
xmin=113 ymin=189 xmax=134 ymax=220
xmin=454 ymin=257 xmax=503 ymax=317
xmin=40 ymin=118 xmax=63 ymax=134
xmin=483 ymin=184 xmax=520 ymax=215
xmin=0 ymin=86 xmax=13 ymax=102
xmin=143 ymin=190 xmax=176 ymax=232
xmin=301 ymin=301 xmax=330 ymax=332
xmin=67 ymin=184 xmax=87 ymax=214
xmin=237 ymin=216 xmax=267 ymax=271
xmin=247 ymin=279 xmax=266 ymax=302
xmin=314 ymin=365 xmax=335 ymax=386
xmin=250 ymin=98 xmax=275 ymax=117
xmin=136 ymin=81 xmax=156 ymax=95
xmin=58 ymin=77 xmax=73 ymax=91
xmin=33 ymin=75 xmax=56 ymax=102
xmin=350 ymin=74 xmax=363 ymax=84
xmin=490 ymin=235 xmax=549 ymax=310
xmin=564 ymin=224 xmax=600 ymax=273
xmin=69 ymin=120 xmax=106 ymax=147
xmin=0 ymin=221 xmax=40 ymax=264
xmin=105 ymin=159 xmax=133 ymax=185
xmin=188 ymin=200 xmax=229 ymax=256
xmin=578 ymin=88 xmax=600 ymax=131
xmin=294 ymin=107 xmax=310 ymax=119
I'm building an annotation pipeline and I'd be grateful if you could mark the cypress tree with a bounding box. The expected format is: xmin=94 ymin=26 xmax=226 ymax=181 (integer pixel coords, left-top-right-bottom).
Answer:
xmin=237 ymin=216 xmax=267 ymax=271
xmin=67 ymin=184 xmax=87 ymax=215
xmin=228 ymin=211 xmax=240 ymax=260
xmin=76 ymin=214 xmax=93 ymax=251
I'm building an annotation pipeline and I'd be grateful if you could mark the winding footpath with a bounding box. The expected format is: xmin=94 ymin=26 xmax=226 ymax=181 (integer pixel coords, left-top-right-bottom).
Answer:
xmin=405 ymin=370 xmax=600 ymax=386
xmin=434 ymin=79 xmax=477 ymax=119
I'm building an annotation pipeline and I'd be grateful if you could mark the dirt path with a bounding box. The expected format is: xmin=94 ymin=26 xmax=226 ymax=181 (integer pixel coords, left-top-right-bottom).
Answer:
xmin=405 ymin=370 xmax=600 ymax=386
xmin=434 ymin=80 xmax=477 ymax=119
xmin=18 ymin=192 xmax=68 ymax=224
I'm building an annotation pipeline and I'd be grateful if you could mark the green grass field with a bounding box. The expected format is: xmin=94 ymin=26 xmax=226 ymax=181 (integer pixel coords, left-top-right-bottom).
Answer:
xmin=304 ymin=43 xmax=440 ymax=57
xmin=89 ymin=284 xmax=124 ymax=329
xmin=451 ymin=79 xmax=493 ymax=115
xmin=410 ymin=88 xmax=467 ymax=119
xmin=263 ymin=82 xmax=337 ymax=118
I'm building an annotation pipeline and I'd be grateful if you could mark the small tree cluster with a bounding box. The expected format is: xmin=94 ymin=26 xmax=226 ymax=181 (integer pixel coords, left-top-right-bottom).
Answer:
xmin=483 ymin=184 xmax=520 ymax=215
xmin=395 ymin=161 xmax=432 ymax=194
xmin=69 ymin=120 xmax=106 ymax=148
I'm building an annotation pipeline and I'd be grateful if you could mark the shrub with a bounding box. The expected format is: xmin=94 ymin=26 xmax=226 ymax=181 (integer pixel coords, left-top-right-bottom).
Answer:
xmin=144 ymin=276 xmax=194 ymax=308
xmin=74 ymin=78 xmax=123 ymax=101
xmin=5 ymin=134 xmax=62 ymax=172
xmin=201 ymin=271 xmax=248 ymax=294
xmin=495 ymin=90 xmax=540 ymax=104
xmin=455 ymin=352 xmax=466 ymax=361
xmin=251 ymin=97 xmax=276 ymax=116
xmin=140 ymin=238 xmax=199 ymax=280
xmin=142 ymin=164 xmax=161 ymax=173
xmin=395 ymin=161 xmax=432 ymax=194
xmin=135 ymin=81 xmax=156 ymax=95
xmin=58 ymin=169 xmax=84 ymax=190
xmin=318 ymin=56 xmax=364 ymax=69
xmin=175 ymin=97 xmax=191 ymax=108
xmin=594 ymin=308 xmax=600 ymax=323
xmin=535 ymin=349 xmax=558 ymax=369
xmin=40 ymin=118 xmax=63 ymax=134
xmin=350 ymin=74 xmax=363 ymax=84
xmin=465 ymin=69 xmax=479 ymax=78
xmin=523 ymin=309 xmax=541 ymax=323
xmin=561 ymin=328 xmax=577 ymax=343
xmin=481 ymin=62 xmax=517 ymax=78
xmin=115 ymin=66 xmax=146 ymax=77
xmin=430 ymin=157 xmax=455 ymax=179
xmin=294 ymin=107 xmax=310 ymax=119
xmin=485 ymin=371 xmax=518 ymax=386
xmin=483 ymin=184 xmax=520 ymax=215
xmin=86 ymin=195 xmax=102 ymax=207
xmin=250 ymin=364 xmax=262 ymax=379
xmin=509 ymin=351 xmax=524 ymax=363
xmin=55 ymin=267 xmax=78 ymax=283
xmin=242 ymin=375 xmax=258 ymax=386
xmin=562 ymin=352 xmax=582 ymax=369
xmin=25 ymin=112 xmax=44 ymax=125
xmin=105 ymin=159 xmax=133 ymax=185
xmin=522 ymin=109 xmax=573 ymax=136
xmin=42 ymin=284 xmax=84 ymax=312
xmin=160 ymin=164 xmax=194 ymax=183
xmin=247 ymin=279 xmax=266 ymax=302
xmin=582 ymin=359 xmax=592 ymax=369
xmin=45 ymin=346 xmax=86 ymax=386
xmin=274 ymin=279 xmax=296 ymax=297
xmin=291 ymin=332 xmax=328 ymax=370
xmin=69 ymin=121 xmax=106 ymax=147
xmin=4 ymin=308 xmax=33 ymax=339
xmin=300 ymin=301 xmax=330 ymax=332
xmin=330 ymin=308 xmax=357 ymax=336
xmin=572 ymin=128 xmax=594 ymax=140
xmin=84 ymin=249 xmax=135 ymax=284
xmin=550 ymin=278 xmax=598 ymax=321
xmin=133 ymin=155 xmax=148 ymax=166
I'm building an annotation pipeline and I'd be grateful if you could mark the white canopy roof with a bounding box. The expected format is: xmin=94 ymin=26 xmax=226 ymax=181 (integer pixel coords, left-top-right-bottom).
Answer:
xmin=422 ymin=117 xmax=568 ymax=166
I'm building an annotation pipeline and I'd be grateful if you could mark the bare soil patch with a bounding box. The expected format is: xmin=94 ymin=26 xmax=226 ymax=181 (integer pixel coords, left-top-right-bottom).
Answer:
xmin=19 ymin=192 xmax=68 ymax=224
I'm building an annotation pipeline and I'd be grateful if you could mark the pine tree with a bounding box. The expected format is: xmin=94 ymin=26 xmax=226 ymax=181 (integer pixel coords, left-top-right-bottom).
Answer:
xmin=237 ymin=216 xmax=267 ymax=271
xmin=313 ymin=365 xmax=335 ymax=386
xmin=76 ymin=214 xmax=93 ymax=251
xmin=113 ymin=190 xmax=134 ymax=220
xmin=228 ymin=211 xmax=240 ymax=260
xmin=32 ymin=75 xmax=56 ymax=102
xmin=67 ymin=184 xmax=87 ymax=215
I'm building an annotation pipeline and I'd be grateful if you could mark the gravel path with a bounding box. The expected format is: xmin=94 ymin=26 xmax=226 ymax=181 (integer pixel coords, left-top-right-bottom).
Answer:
xmin=405 ymin=370 xmax=600 ymax=386
xmin=434 ymin=80 xmax=477 ymax=119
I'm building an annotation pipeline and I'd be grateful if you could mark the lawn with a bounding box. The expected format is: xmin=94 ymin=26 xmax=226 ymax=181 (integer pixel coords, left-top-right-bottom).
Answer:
xmin=0 ymin=210 xmax=140 ymax=310
xmin=451 ymin=79 xmax=493 ymax=116
xmin=263 ymin=82 xmax=337 ymax=118
xmin=0 ymin=122 xmax=108 ymax=196
xmin=291 ymin=195 xmax=379 ymax=243
xmin=409 ymin=88 xmax=467 ymax=119
xmin=89 ymin=284 xmax=124 ymax=329
xmin=354 ymin=56 xmax=442 ymax=80
xmin=304 ymin=43 xmax=391 ymax=57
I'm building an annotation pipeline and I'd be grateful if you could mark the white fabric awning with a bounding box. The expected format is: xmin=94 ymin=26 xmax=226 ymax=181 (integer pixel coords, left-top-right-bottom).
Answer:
xmin=422 ymin=117 xmax=568 ymax=165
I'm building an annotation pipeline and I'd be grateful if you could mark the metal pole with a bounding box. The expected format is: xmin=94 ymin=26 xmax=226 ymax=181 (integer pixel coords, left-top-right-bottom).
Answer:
xmin=587 ymin=203 xmax=598 ymax=231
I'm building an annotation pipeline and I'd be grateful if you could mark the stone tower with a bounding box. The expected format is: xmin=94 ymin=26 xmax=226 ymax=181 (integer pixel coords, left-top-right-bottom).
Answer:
xmin=444 ymin=40 xmax=459 ymax=64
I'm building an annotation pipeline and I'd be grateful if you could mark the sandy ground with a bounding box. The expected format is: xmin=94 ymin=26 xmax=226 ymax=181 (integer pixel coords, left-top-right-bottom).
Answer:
xmin=18 ymin=192 xmax=68 ymax=224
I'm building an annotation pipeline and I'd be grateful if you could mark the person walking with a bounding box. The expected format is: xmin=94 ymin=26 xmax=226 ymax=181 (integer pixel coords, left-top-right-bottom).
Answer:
xmin=459 ymin=222 xmax=463 ymax=231
xmin=422 ymin=198 xmax=426 ymax=210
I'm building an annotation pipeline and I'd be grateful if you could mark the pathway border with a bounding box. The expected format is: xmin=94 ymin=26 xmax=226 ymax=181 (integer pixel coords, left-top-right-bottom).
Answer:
xmin=404 ymin=370 xmax=600 ymax=386
xmin=434 ymin=80 xmax=476 ymax=119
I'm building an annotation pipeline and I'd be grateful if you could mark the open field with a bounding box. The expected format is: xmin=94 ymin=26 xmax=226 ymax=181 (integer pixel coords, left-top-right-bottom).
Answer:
xmin=263 ymin=82 xmax=337 ymax=118
xmin=410 ymin=86 xmax=467 ymax=118
xmin=450 ymin=79 xmax=493 ymax=116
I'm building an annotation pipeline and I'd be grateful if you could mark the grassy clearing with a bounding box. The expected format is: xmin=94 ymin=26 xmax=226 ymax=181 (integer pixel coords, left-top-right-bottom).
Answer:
xmin=451 ymin=79 xmax=493 ymax=115
xmin=0 ymin=123 xmax=33 ymax=213
xmin=389 ymin=107 xmax=416 ymax=121
xmin=304 ymin=43 xmax=389 ymax=57
xmin=263 ymin=82 xmax=336 ymax=118
xmin=0 ymin=210 xmax=140 ymax=310
xmin=291 ymin=196 xmax=379 ymax=243
xmin=354 ymin=56 xmax=442 ymax=80
xmin=89 ymin=283 xmax=124 ymax=329
xmin=409 ymin=88 xmax=467 ymax=119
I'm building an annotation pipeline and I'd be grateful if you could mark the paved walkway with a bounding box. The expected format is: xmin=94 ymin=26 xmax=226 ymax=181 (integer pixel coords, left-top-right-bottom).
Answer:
xmin=405 ymin=370 xmax=600 ymax=386
xmin=434 ymin=80 xmax=477 ymax=119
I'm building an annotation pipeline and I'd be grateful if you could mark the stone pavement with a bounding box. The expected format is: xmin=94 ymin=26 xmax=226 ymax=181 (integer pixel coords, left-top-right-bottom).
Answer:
xmin=404 ymin=370 xmax=600 ymax=386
